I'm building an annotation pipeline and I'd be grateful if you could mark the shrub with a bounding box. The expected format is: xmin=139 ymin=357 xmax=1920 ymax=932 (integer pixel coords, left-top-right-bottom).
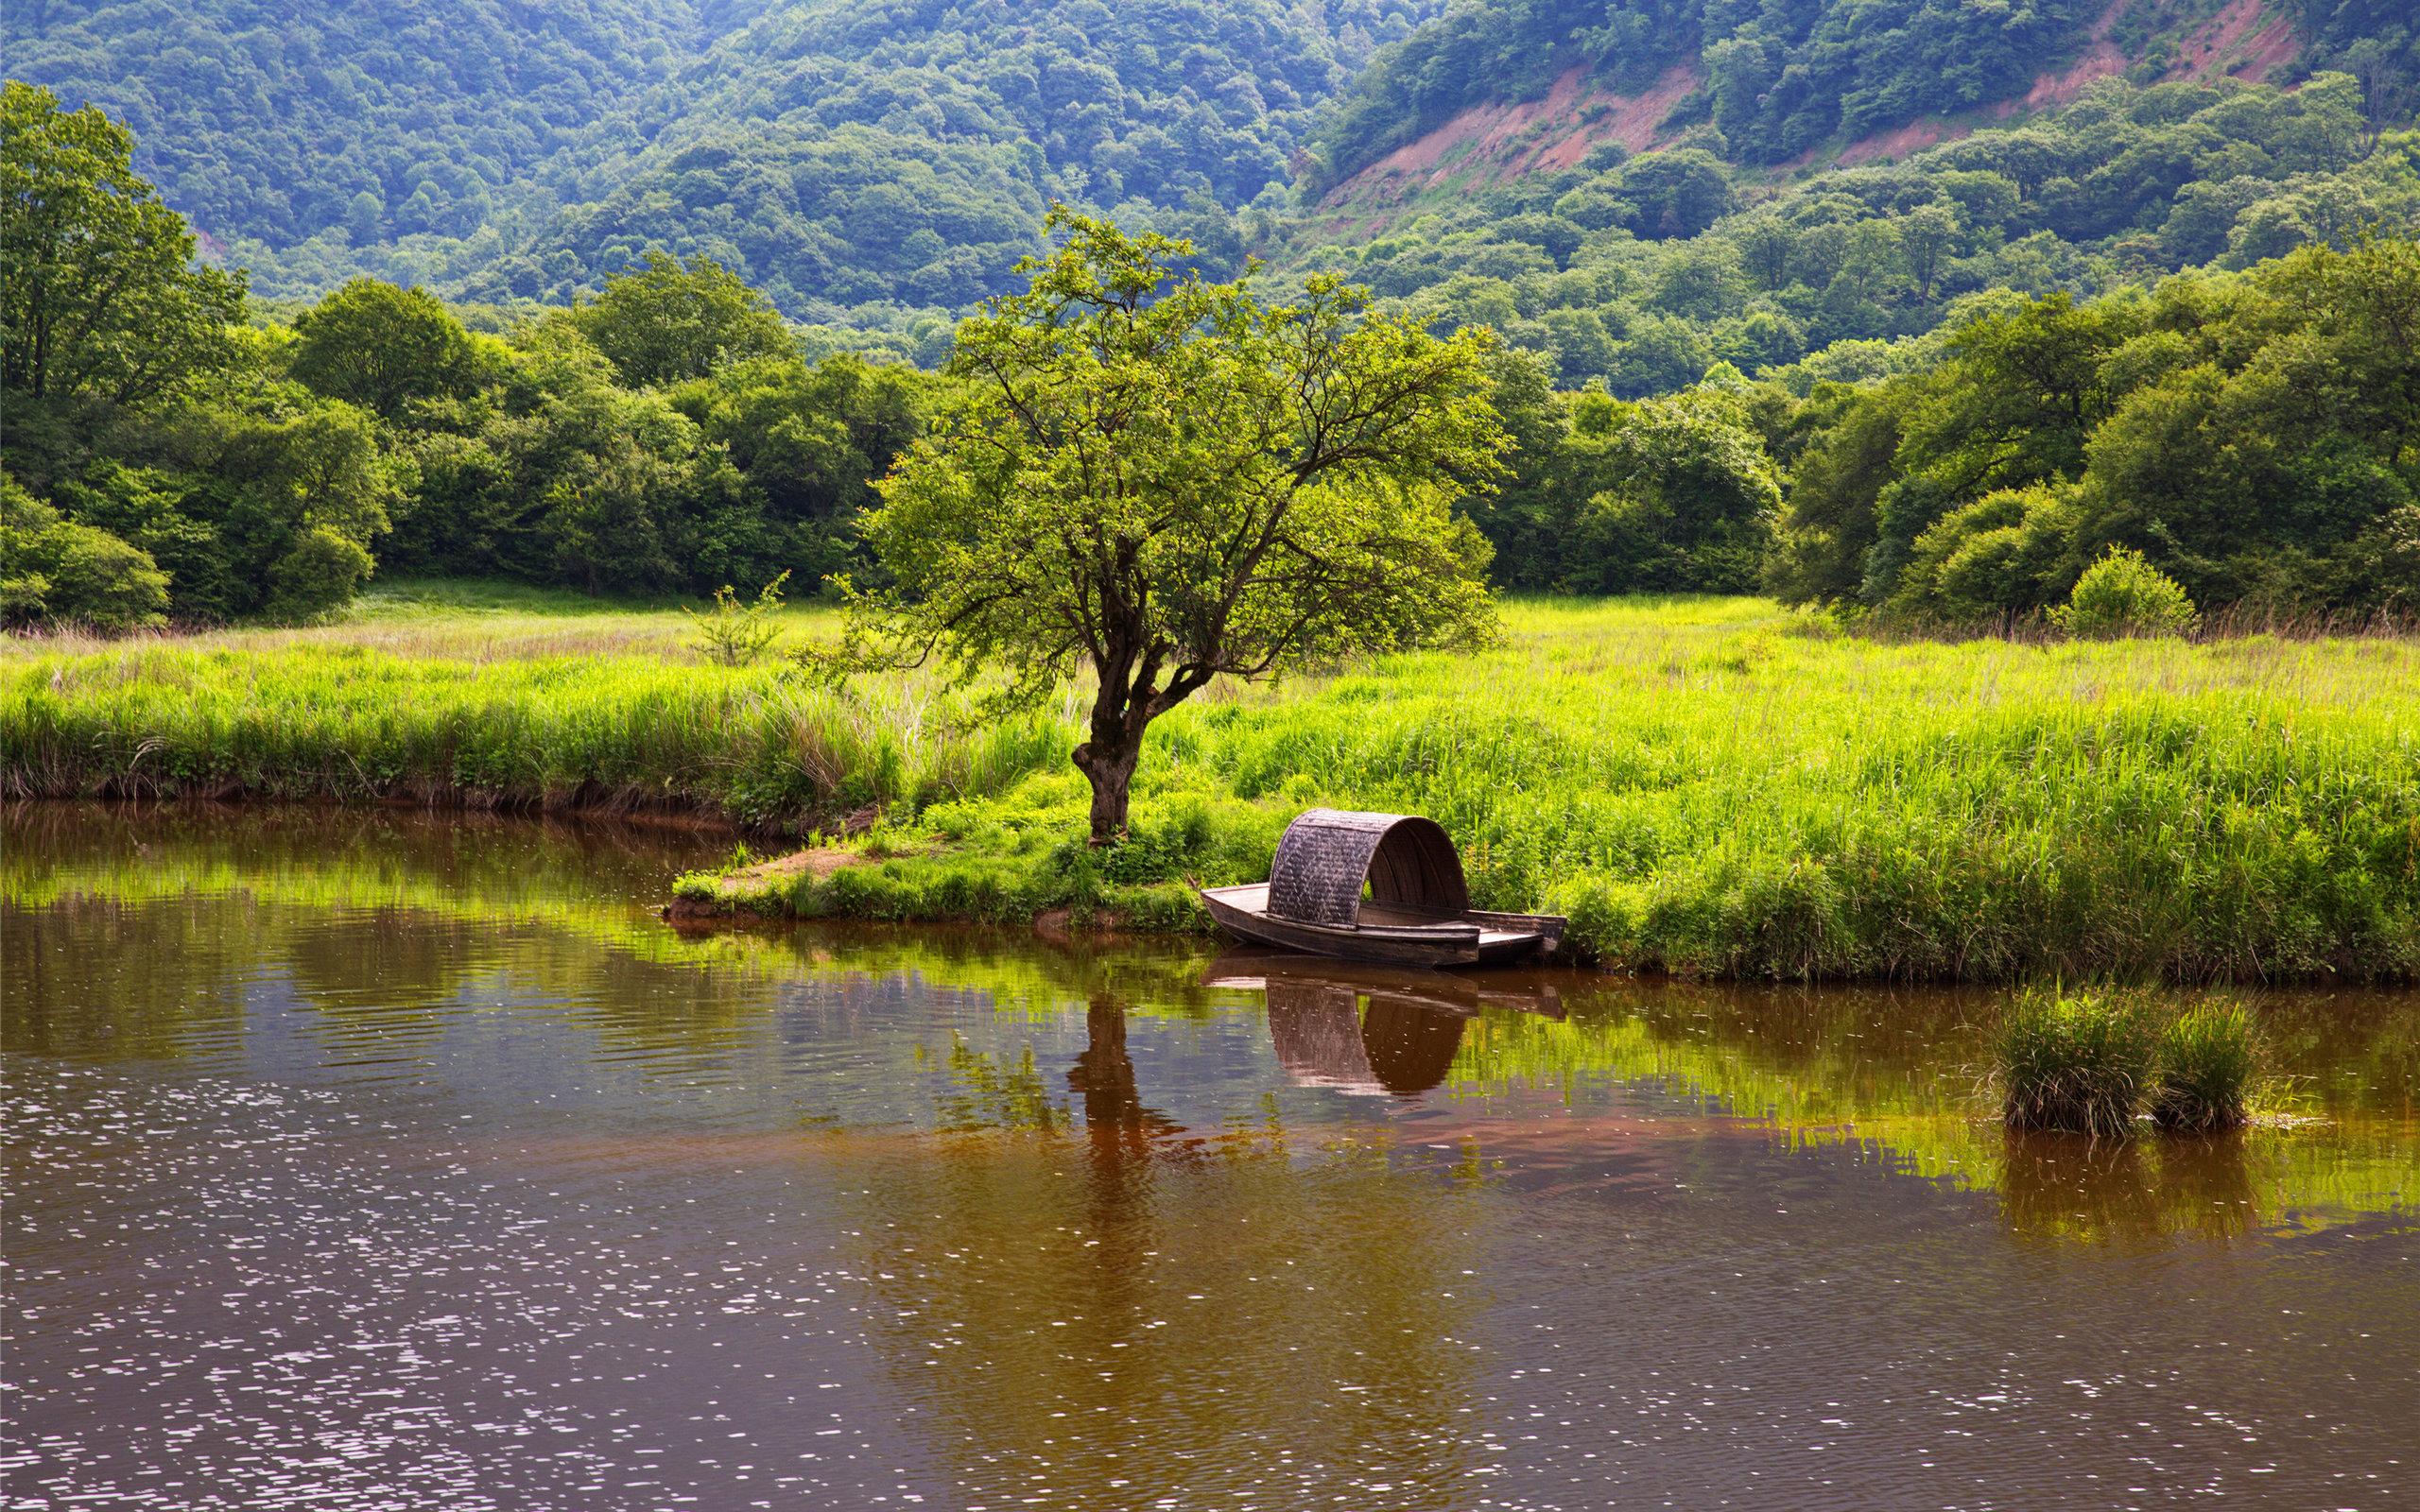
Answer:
xmin=2050 ymin=546 xmax=2199 ymax=639
xmin=2150 ymin=1003 xmax=2257 ymax=1132
xmin=686 ymin=572 xmax=788 ymax=666
xmin=0 ymin=476 xmax=170 ymax=631
xmin=1997 ymin=988 xmax=2156 ymax=1138
xmin=266 ymin=526 xmax=376 ymax=621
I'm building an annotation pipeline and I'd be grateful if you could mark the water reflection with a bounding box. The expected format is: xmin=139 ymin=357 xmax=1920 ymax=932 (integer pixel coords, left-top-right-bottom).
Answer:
xmin=1210 ymin=952 xmax=1568 ymax=1096
xmin=7 ymin=804 xmax=2419 ymax=1510
xmin=1997 ymin=1130 xmax=2263 ymax=1247
xmin=1067 ymin=996 xmax=1185 ymax=1143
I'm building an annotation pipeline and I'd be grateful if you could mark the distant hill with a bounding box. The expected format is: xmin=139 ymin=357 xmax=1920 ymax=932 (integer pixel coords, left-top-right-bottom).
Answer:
xmin=2 ymin=0 xmax=715 ymax=252
xmin=8 ymin=0 xmax=2413 ymax=340
xmin=5 ymin=0 xmax=1443 ymax=321
xmin=1303 ymin=1 xmax=2415 ymax=203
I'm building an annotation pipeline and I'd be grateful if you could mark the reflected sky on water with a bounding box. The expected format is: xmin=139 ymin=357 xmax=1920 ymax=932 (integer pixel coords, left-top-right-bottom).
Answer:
xmin=4 ymin=805 xmax=2414 ymax=1510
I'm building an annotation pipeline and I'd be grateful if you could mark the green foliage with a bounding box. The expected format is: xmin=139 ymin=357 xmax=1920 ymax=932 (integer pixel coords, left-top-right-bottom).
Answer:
xmin=1997 ymin=988 xmax=2157 ymax=1139
xmin=666 ymin=352 xmax=934 ymax=590
xmin=265 ymin=524 xmax=377 ymax=623
xmin=2151 ymin=1003 xmax=2258 ymax=1132
xmin=289 ymin=277 xmax=482 ymax=418
xmin=2051 ymin=546 xmax=2200 ymax=639
xmin=141 ymin=369 xmax=399 ymax=621
xmin=1 ymin=81 xmax=245 ymax=418
xmin=2 ymin=0 xmax=697 ymax=252
xmin=567 ymin=252 xmax=794 ymax=388
xmin=0 ymin=472 xmax=167 ymax=629
xmin=685 ymin=573 xmax=789 ymax=668
xmin=1775 ymin=239 xmax=2420 ymax=619
xmin=8 ymin=1 xmax=1440 ymax=318
xmin=854 ymin=210 xmax=1509 ymax=837
xmin=1 ymin=90 xmax=401 ymax=627
xmin=8 ymin=62 xmax=2419 ymax=635
xmin=1473 ymin=361 xmax=1782 ymax=592
xmin=1292 ymin=77 xmax=2416 ymax=399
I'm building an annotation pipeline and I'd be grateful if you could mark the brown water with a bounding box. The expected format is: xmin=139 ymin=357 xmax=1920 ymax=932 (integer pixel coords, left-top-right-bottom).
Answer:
xmin=4 ymin=805 xmax=2415 ymax=1511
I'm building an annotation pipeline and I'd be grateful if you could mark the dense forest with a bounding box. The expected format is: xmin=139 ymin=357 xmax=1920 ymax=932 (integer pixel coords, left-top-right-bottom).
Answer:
xmin=6 ymin=79 xmax=2414 ymax=636
xmin=3 ymin=0 xmax=1443 ymax=329
xmin=1303 ymin=0 xmax=2419 ymax=189
xmin=1 ymin=83 xmax=934 ymax=626
xmin=6 ymin=0 xmax=2420 ymax=631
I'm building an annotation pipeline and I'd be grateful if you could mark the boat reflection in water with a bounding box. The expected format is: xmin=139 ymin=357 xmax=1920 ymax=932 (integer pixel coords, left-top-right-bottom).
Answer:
xmin=1207 ymin=951 xmax=1566 ymax=1097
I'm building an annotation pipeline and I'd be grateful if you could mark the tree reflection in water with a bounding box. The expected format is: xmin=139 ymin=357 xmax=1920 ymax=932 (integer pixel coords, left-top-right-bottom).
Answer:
xmin=848 ymin=981 xmax=1521 ymax=1509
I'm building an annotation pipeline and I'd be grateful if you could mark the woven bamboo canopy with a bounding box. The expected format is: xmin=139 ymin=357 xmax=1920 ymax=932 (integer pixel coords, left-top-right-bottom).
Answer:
xmin=1267 ymin=808 xmax=1470 ymax=927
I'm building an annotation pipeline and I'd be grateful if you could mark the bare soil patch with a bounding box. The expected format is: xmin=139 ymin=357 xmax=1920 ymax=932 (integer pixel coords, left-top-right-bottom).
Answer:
xmin=1321 ymin=62 xmax=1700 ymax=213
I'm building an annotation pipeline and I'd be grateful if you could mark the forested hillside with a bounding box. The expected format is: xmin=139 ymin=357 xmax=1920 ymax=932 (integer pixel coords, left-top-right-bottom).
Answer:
xmin=5 ymin=0 xmax=1442 ymax=325
xmin=1 ymin=0 xmax=710 ymax=249
xmin=8 ymin=78 xmax=2414 ymax=639
xmin=8 ymin=1 xmax=2420 ymax=637
xmin=9 ymin=0 xmax=2416 ymax=340
xmin=1303 ymin=0 xmax=2417 ymax=191
xmin=1282 ymin=74 xmax=2419 ymax=394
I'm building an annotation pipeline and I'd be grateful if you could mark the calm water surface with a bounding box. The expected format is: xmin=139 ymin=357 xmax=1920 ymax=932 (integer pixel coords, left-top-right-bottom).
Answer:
xmin=4 ymin=806 xmax=2415 ymax=1511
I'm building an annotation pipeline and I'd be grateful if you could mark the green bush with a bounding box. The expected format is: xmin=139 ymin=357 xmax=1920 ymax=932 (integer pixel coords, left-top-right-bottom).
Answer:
xmin=685 ymin=572 xmax=788 ymax=667
xmin=2049 ymin=547 xmax=2200 ymax=640
xmin=1997 ymin=988 xmax=2156 ymax=1138
xmin=266 ymin=527 xmax=376 ymax=622
xmin=2150 ymin=1004 xmax=2257 ymax=1132
xmin=0 ymin=476 xmax=169 ymax=631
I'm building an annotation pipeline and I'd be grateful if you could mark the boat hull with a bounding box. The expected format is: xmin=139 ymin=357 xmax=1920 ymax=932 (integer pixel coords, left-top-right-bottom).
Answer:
xmin=1198 ymin=885 xmax=1563 ymax=969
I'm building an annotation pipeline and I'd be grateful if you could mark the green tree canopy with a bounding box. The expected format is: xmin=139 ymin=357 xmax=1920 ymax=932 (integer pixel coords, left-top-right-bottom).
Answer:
xmin=0 ymin=81 xmax=243 ymax=410
xmin=852 ymin=211 xmax=1508 ymax=840
xmin=567 ymin=251 xmax=799 ymax=388
xmin=289 ymin=277 xmax=482 ymax=418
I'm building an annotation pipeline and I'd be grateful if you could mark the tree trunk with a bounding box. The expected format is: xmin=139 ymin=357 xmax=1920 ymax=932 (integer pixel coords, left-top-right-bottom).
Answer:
xmin=1072 ymin=734 xmax=1139 ymax=843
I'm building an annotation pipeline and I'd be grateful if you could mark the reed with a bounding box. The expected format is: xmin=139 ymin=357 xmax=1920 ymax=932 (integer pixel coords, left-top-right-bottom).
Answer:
xmin=2150 ymin=1003 xmax=2259 ymax=1132
xmin=1996 ymin=988 xmax=2156 ymax=1139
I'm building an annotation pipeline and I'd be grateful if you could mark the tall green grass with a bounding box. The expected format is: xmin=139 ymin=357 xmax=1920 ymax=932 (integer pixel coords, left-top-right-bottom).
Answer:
xmin=2151 ymin=1003 xmax=2259 ymax=1132
xmin=1997 ymin=988 xmax=2157 ymax=1138
xmin=1 ymin=642 xmax=1064 ymax=830
xmin=8 ymin=593 xmax=2418 ymax=981
xmin=1994 ymin=988 xmax=2266 ymax=1137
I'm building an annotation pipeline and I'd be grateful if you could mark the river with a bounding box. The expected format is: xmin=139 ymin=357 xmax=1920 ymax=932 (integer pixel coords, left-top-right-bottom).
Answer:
xmin=4 ymin=805 xmax=2414 ymax=1510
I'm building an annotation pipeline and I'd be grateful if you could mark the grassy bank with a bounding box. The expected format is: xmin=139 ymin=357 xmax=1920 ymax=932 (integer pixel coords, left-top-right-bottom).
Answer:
xmin=7 ymin=586 xmax=2418 ymax=981
xmin=2 ymin=580 xmax=1065 ymax=830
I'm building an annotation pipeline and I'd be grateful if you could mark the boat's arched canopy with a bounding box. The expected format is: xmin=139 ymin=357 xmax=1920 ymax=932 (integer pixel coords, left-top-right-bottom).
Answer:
xmin=1267 ymin=808 xmax=1470 ymax=927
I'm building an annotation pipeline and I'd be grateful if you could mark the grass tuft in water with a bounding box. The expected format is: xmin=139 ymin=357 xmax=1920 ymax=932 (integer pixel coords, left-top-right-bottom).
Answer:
xmin=2150 ymin=1003 xmax=2259 ymax=1133
xmin=1997 ymin=988 xmax=2156 ymax=1139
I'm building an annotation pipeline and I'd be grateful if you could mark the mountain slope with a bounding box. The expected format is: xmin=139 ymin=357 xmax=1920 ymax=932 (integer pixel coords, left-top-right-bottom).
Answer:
xmin=2 ymin=0 xmax=714 ymax=251
xmin=9 ymin=0 xmax=2412 ymax=335
xmin=458 ymin=0 xmax=1443 ymax=318
xmin=6 ymin=0 xmax=1443 ymax=318
xmin=1301 ymin=0 xmax=2416 ymax=202
xmin=1299 ymin=0 xmax=2105 ymax=196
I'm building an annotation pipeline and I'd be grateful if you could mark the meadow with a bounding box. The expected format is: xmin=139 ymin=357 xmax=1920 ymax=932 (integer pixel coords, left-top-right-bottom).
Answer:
xmin=6 ymin=582 xmax=2416 ymax=982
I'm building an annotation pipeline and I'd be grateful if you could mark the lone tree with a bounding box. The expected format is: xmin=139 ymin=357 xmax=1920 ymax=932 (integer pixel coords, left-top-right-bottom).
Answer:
xmin=850 ymin=211 xmax=1508 ymax=841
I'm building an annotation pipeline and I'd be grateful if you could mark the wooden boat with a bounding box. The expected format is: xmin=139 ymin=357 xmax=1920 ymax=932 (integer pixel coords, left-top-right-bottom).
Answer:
xmin=1197 ymin=808 xmax=1565 ymax=968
